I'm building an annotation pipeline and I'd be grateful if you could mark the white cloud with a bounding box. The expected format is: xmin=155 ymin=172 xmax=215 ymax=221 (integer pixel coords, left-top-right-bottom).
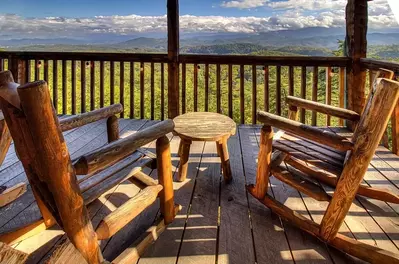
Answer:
xmin=268 ymin=0 xmax=346 ymax=10
xmin=221 ymin=0 xmax=269 ymax=9
xmin=0 ymin=0 xmax=397 ymax=40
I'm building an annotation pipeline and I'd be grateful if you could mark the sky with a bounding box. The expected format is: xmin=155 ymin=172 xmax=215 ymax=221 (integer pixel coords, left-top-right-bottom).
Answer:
xmin=0 ymin=0 xmax=397 ymax=39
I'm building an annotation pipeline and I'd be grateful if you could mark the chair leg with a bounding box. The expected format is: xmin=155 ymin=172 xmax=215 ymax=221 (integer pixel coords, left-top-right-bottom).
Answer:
xmin=216 ymin=138 xmax=232 ymax=183
xmin=247 ymin=125 xmax=273 ymax=199
xmin=177 ymin=139 xmax=191 ymax=182
xmin=157 ymin=136 xmax=175 ymax=224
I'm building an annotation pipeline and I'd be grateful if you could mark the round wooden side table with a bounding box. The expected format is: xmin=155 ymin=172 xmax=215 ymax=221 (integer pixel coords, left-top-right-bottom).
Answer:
xmin=173 ymin=112 xmax=236 ymax=183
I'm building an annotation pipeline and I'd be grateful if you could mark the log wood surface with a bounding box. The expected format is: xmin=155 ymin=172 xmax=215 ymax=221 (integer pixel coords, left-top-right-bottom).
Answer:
xmin=257 ymin=110 xmax=353 ymax=152
xmin=321 ymin=79 xmax=399 ymax=242
xmin=60 ymin=104 xmax=123 ymax=132
xmin=173 ymin=112 xmax=236 ymax=142
xmin=286 ymin=96 xmax=360 ymax=121
xmin=0 ymin=80 xmax=103 ymax=263
xmin=74 ymin=120 xmax=174 ymax=175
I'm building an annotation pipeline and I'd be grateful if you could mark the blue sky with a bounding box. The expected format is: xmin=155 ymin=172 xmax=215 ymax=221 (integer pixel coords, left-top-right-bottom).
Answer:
xmin=1 ymin=0 xmax=278 ymax=17
xmin=0 ymin=0 xmax=397 ymax=39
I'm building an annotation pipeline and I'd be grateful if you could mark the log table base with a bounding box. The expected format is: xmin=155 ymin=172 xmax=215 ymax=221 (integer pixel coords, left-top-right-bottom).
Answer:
xmin=173 ymin=112 xmax=236 ymax=182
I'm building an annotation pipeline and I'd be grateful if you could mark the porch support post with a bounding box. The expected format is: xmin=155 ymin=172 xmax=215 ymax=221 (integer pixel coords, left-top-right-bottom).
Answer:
xmin=167 ymin=0 xmax=180 ymax=119
xmin=345 ymin=0 xmax=368 ymax=129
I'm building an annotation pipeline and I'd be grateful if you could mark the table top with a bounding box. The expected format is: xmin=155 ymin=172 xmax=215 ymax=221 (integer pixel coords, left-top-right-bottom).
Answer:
xmin=173 ymin=112 xmax=236 ymax=141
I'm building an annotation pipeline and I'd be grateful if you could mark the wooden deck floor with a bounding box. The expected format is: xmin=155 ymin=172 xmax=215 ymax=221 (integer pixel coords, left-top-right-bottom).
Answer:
xmin=1 ymin=118 xmax=399 ymax=263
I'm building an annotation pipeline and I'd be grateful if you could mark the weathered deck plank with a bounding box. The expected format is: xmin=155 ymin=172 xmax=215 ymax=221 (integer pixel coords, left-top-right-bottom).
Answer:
xmin=1 ymin=123 xmax=399 ymax=263
xmin=239 ymin=126 xmax=294 ymax=263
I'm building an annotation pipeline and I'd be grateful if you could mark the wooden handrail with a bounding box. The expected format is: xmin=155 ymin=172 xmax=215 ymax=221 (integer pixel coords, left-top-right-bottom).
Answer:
xmin=180 ymin=54 xmax=350 ymax=67
xmin=0 ymin=51 xmax=169 ymax=63
xmin=361 ymin=58 xmax=399 ymax=73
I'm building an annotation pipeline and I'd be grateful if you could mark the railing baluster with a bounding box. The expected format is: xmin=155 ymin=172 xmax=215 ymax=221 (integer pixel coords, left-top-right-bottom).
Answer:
xmin=150 ymin=62 xmax=154 ymax=120
xmin=44 ymin=59 xmax=49 ymax=83
xmin=129 ymin=61 xmax=134 ymax=119
xmin=26 ymin=60 xmax=31 ymax=82
xmin=264 ymin=66 xmax=269 ymax=112
xmin=339 ymin=67 xmax=345 ymax=126
xmin=62 ymin=60 xmax=67 ymax=115
xmin=252 ymin=64 xmax=257 ymax=125
xmin=110 ymin=61 xmax=115 ymax=105
xmin=194 ymin=63 xmax=198 ymax=112
xmin=240 ymin=64 xmax=245 ymax=124
xmin=71 ymin=60 xmax=76 ymax=115
xmin=228 ymin=64 xmax=233 ymax=118
xmin=182 ymin=63 xmax=186 ymax=114
xmin=81 ymin=60 xmax=86 ymax=113
xmin=161 ymin=63 xmax=165 ymax=120
xmin=53 ymin=60 xmax=58 ymax=113
xmin=289 ymin=66 xmax=294 ymax=96
xmin=276 ymin=66 xmax=281 ymax=116
xmin=326 ymin=67 xmax=332 ymax=126
xmin=140 ymin=62 xmax=145 ymax=119
xmin=90 ymin=61 xmax=95 ymax=111
xmin=216 ymin=64 xmax=221 ymax=113
xmin=120 ymin=62 xmax=125 ymax=118
xmin=100 ymin=61 xmax=105 ymax=108
xmin=205 ymin=64 xmax=209 ymax=112
xmin=35 ymin=59 xmax=40 ymax=81
xmin=300 ymin=66 xmax=306 ymax=123
xmin=311 ymin=66 xmax=318 ymax=126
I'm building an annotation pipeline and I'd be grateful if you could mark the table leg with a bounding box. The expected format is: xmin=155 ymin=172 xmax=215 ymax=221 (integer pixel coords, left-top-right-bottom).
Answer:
xmin=178 ymin=139 xmax=183 ymax=157
xmin=217 ymin=138 xmax=232 ymax=183
xmin=178 ymin=139 xmax=191 ymax=182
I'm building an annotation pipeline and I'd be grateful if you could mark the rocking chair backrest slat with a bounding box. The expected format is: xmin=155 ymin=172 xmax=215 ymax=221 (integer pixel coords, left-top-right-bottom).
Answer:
xmin=320 ymin=78 xmax=399 ymax=242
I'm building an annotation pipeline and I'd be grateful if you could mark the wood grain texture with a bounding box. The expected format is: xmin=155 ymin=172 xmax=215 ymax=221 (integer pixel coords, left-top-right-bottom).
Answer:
xmin=257 ymin=111 xmax=353 ymax=152
xmin=96 ymin=185 xmax=163 ymax=240
xmin=286 ymin=96 xmax=360 ymax=121
xmin=60 ymin=104 xmax=123 ymax=132
xmin=321 ymin=79 xmax=399 ymax=242
xmin=173 ymin=112 xmax=236 ymax=142
xmin=4 ymin=80 xmax=103 ymax=263
xmin=74 ymin=120 xmax=174 ymax=175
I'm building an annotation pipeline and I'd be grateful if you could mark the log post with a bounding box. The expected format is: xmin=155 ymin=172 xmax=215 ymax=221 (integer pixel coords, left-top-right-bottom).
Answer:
xmin=345 ymin=0 xmax=368 ymax=130
xmin=0 ymin=78 xmax=103 ymax=263
xmin=167 ymin=0 xmax=180 ymax=119
xmin=156 ymin=135 xmax=175 ymax=224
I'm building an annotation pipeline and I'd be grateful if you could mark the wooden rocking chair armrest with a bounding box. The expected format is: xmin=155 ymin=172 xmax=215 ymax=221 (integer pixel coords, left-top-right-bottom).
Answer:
xmin=257 ymin=111 xmax=353 ymax=152
xmin=286 ymin=96 xmax=360 ymax=121
xmin=60 ymin=104 xmax=123 ymax=132
xmin=73 ymin=119 xmax=174 ymax=175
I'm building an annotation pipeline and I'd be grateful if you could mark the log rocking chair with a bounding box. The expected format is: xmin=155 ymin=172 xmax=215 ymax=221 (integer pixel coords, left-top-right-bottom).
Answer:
xmin=0 ymin=70 xmax=179 ymax=264
xmin=248 ymin=77 xmax=399 ymax=263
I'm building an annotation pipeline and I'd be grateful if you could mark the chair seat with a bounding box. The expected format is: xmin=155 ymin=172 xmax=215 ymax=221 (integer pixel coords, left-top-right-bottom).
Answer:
xmin=76 ymin=149 xmax=156 ymax=205
xmin=273 ymin=131 xmax=346 ymax=175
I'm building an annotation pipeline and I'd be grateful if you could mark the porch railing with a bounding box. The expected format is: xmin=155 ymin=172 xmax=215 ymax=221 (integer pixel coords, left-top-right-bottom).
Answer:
xmin=361 ymin=58 xmax=399 ymax=154
xmin=0 ymin=51 xmax=350 ymax=127
xmin=3 ymin=51 xmax=399 ymax=154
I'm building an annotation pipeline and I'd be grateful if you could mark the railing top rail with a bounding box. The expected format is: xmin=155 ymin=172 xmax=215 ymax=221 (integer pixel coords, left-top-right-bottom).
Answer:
xmin=0 ymin=51 xmax=350 ymax=67
xmin=180 ymin=54 xmax=350 ymax=67
xmin=361 ymin=58 xmax=399 ymax=73
xmin=0 ymin=51 xmax=169 ymax=63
